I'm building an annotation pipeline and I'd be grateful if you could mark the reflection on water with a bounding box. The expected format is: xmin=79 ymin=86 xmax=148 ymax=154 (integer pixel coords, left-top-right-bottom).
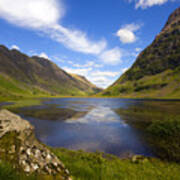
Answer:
xmin=66 ymin=107 xmax=127 ymax=124
xmin=21 ymin=98 xmax=153 ymax=157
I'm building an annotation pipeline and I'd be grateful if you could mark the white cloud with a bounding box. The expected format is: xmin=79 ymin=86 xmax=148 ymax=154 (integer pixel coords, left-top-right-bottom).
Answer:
xmin=89 ymin=70 xmax=120 ymax=88
xmin=89 ymin=76 xmax=113 ymax=88
xmin=116 ymin=23 xmax=141 ymax=43
xmin=99 ymin=47 xmax=122 ymax=65
xmin=39 ymin=52 xmax=49 ymax=59
xmin=135 ymin=48 xmax=142 ymax=52
xmin=63 ymin=66 xmax=121 ymax=88
xmin=128 ymin=0 xmax=171 ymax=9
xmin=53 ymin=58 xmax=103 ymax=69
xmin=122 ymin=68 xmax=129 ymax=73
xmin=91 ymin=71 xmax=120 ymax=77
xmin=135 ymin=0 xmax=169 ymax=9
xmin=0 ymin=0 xmax=128 ymax=67
xmin=49 ymin=25 xmax=107 ymax=55
xmin=11 ymin=45 xmax=20 ymax=50
xmin=0 ymin=0 xmax=63 ymax=29
xmin=52 ymin=56 xmax=65 ymax=63
xmin=0 ymin=0 xmax=106 ymax=55
xmin=86 ymin=69 xmax=128 ymax=88
xmin=72 ymin=61 xmax=103 ymax=68
xmin=68 ymin=61 xmax=73 ymax=64
xmin=62 ymin=67 xmax=92 ymax=76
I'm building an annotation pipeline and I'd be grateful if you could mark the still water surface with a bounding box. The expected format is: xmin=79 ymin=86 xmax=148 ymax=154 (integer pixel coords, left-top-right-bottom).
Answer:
xmin=22 ymin=98 xmax=154 ymax=157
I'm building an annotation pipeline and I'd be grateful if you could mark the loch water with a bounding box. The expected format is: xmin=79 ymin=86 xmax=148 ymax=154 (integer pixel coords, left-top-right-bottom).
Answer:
xmin=19 ymin=98 xmax=157 ymax=157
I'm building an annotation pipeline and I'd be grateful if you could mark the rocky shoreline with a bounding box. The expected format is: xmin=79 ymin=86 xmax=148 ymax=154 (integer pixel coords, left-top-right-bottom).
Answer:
xmin=0 ymin=109 xmax=71 ymax=179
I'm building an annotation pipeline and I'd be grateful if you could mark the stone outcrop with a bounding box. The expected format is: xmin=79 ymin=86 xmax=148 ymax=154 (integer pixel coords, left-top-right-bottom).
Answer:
xmin=0 ymin=109 xmax=33 ymax=138
xmin=0 ymin=109 xmax=71 ymax=179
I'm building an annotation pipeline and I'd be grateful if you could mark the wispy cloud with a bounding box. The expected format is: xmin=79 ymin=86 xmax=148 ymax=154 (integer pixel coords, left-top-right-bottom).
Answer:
xmin=52 ymin=56 xmax=65 ymax=63
xmin=62 ymin=66 xmax=92 ymax=76
xmin=48 ymin=25 xmax=107 ymax=55
xmin=91 ymin=71 xmax=120 ymax=77
xmin=89 ymin=76 xmax=113 ymax=88
xmin=135 ymin=47 xmax=142 ymax=52
xmin=99 ymin=47 xmax=123 ymax=65
xmin=89 ymin=70 xmax=122 ymax=88
xmin=128 ymin=0 xmax=171 ymax=9
xmin=63 ymin=66 xmax=121 ymax=88
xmin=71 ymin=61 xmax=103 ymax=68
xmin=0 ymin=0 xmax=106 ymax=55
xmin=0 ymin=0 xmax=129 ymax=66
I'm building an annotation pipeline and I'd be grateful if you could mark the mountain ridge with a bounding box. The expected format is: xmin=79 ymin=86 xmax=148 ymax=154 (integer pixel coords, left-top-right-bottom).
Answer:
xmin=0 ymin=45 xmax=101 ymax=99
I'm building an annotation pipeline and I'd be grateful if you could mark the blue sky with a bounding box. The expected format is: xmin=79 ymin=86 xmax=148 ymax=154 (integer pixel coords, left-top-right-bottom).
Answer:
xmin=0 ymin=0 xmax=179 ymax=88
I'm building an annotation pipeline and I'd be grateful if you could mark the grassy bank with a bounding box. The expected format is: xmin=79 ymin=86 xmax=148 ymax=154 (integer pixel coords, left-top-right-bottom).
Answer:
xmin=1 ymin=99 xmax=180 ymax=179
xmin=52 ymin=148 xmax=180 ymax=180
xmin=0 ymin=161 xmax=64 ymax=180
xmin=116 ymin=101 xmax=180 ymax=162
xmin=1 ymin=147 xmax=180 ymax=180
xmin=1 ymin=131 xmax=180 ymax=180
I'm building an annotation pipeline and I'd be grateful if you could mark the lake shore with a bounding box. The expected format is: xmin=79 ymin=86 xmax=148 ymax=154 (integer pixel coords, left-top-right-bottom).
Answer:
xmin=1 ymin=98 xmax=180 ymax=179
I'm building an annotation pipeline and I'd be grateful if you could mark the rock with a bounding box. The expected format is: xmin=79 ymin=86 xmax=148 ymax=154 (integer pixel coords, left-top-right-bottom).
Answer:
xmin=44 ymin=165 xmax=52 ymax=174
xmin=26 ymin=148 xmax=31 ymax=156
xmin=24 ymin=165 xmax=31 ymax=173
xmin=9 ymin=145 xmax=16 ymax=154
xmin=131 ymin=155 xmax=148 ymax=163
xmin=20 ymin=146 xmax=25 ymax=153
xmin=0 ymin=109 xmax=33 ymax=138
xmin=42 ymin=151 xmax=47 ymax=158
xmin=31 ymin=163 xmax=39 ymax=171
xmin=0 ymin=109 xmax=71 ymax=179
xmin=53 ymin=162 xmax=58 ymax=167
xmin=21 ymin=160 xmax=26 ymax=166
xmin=65 ymin=169 xmax=70 ymax=175
xmin=46 ymin=153 xmax=52 ymax=160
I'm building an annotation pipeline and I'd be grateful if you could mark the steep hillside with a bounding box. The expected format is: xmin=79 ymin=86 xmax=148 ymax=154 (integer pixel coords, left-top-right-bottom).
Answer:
xmin=0 ymin=45 xmax=101 ymax=100
xmin=102 ymin=7 xmax=180 ymax=98
xmin=70 ymin=73 xmax=103 ymax=94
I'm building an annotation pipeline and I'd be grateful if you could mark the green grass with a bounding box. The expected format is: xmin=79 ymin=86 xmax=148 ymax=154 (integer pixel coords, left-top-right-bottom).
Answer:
xmin=1 ymin=100 xmax=180 ymax=179
xmin=2 ymin=147 xmax=180 ymax=180
xmin=0 ymin=132 xmax=69 ymax=180
xmin=0 ymin=161 xmax=66 ymax=180
xmin=1 ymin=98 xmax=43 ymax=112
xmin=51 ymin=148 xmax=180 ymax=180
xmin=0 ymin=73 xmax=94 ymax=102
xmin=0 ymin=161 xmax=35 ymax=180
xmin=147 ymin=117 xmax=180 ymax=161
xmin=116 ymin=101 xmax=180 ymax=162
xmin=100 ymin=69 xmax=180 ymax=99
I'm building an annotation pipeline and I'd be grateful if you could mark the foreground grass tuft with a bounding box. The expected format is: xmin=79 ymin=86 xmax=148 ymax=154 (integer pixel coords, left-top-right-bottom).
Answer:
xmin=52 ymin=148 xmax=180 ymax=180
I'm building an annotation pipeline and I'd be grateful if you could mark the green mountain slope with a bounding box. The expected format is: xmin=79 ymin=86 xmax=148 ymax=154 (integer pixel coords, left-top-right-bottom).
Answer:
xmin=0 ymin=45 xmax=101 ymax=100
xmin=70 ymin=73 xmax=103 ymax=94
xmin=101 ymin=7 xmax=180 ymax=98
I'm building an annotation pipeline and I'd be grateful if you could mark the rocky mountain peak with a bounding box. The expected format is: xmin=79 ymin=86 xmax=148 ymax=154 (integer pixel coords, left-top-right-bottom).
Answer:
xmin=161 ymin=7 xmax=180 ymax=33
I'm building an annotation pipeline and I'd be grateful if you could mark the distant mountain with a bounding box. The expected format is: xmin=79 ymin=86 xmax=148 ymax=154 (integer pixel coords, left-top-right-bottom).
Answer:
xmin=0 ymin=45 xmax=101 ymax=99
xmin=70 ymin=73 xmax=103 ymax=93
xmin=101 ymin=7 xmax=180 ymax=98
